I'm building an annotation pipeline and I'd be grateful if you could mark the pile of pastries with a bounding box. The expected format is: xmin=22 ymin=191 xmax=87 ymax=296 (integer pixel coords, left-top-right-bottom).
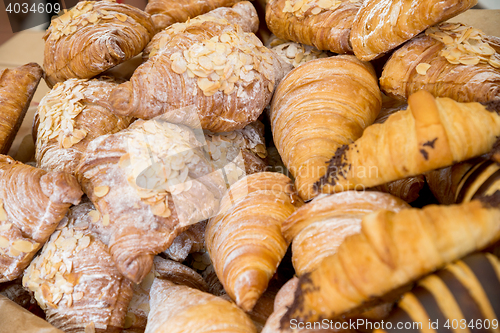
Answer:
xmin=0 ymin=0 xmax=499 ymax=332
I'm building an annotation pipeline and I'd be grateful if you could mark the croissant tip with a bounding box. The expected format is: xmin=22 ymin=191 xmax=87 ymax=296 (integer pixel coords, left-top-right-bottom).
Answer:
xmin=109 ymin=81 xmax=135 ymax=117
xmin=118 ymin=254 xmax=154 ymax=284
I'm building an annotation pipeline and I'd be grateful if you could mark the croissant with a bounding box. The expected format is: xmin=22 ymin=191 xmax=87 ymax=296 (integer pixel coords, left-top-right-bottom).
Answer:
xmin=316 ymin=90 xmax=500 ymax=194
xmin=426 ymin=155 xmax=500 ymax=204
xmin=23 ymin=204 xmax=134 ymax=333
xmin=0 ymin=63 xmax=43 ymax=154
xmin=146 ymin=278 xmax=257 ymax=333
xmin=270 ymin=56 xmax=381 ymax=200
xmin=145 ymin=0 xmax=244 ymax=31
xmin=375 ymin=253 xmax=500 ymax=333
xmin=75 ymin=118 xmax=226 ymax=283
xmin=283 ymin=192 xmax=500 ymax=323
xmin=34 ymin=78 xmax=132 ymax=175
xmin=0 ymin=155 xmax=82 ymax=282
xmin=282 ymin=191 xmax=409 ymax=276
xmin=373 ymin=176 xmax=426 ymax=203
xmin=380 ymin=23 xmax=500 ymax=104
xmin=206 ymin=172 xmax=304 ymax=311
xmin=265 ymin=0 xmax=362 ymax=54
xmin=43 ymin=0 xmax=155 ymax=87
xmin=350 ymin=0 xmax=477 ymax=61
xmin=109 ymin=3 xmax=291 ymax=133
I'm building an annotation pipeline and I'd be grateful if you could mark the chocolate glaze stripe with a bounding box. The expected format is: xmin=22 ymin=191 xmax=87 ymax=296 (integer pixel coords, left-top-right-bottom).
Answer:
xmin=456 ymin=160 xmax=494 ymax=203
xmin=404 ymin=286 xmax=451 ymax=333
xmin=419 ymin=275 xmax=470 ymax=333
xmin=472 ymin=169 xmax=500 ymax=201
xmin=455 ymin=158 xmax=488 ymax=195
xmin=462 ymin=164 xmax=500 ymax=203
xmin=437 ymin=269 xmax=486 ymax=330
xmin=384 ymin=293 xmax=432 ymax=333
xmin=462 ymin=254 xmax=500 ymax=320
xmin=449 ymin=260 xmax=498 ymax=323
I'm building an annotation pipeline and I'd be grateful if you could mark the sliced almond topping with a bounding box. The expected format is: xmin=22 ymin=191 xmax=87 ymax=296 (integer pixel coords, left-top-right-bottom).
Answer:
xmin=311 ymin=7 xmax=322 ymax=15
xmin=12 ymin=240 xmax=36 ymax=253
xmin=62 ymin=136 xmax=73 ymax=149
xmin=102 ymin=214 xmax=110 ymax=226
xmin=151 ymin=201 xmax=166 ymax=216
xmin=416 ymin=63 xmax=431 ymax=75
xmin=115 ymin=13 xmax=127 ymax=22
xmin=9 ymin=247 xmax=20 ymax=257
xmin=77 ymin=236 xmax=91 ymax=251
xmin=73 ymin=291 xmax=84 ymax=301
xmin=94 ymin=186 xmax=110 ymax=197
xmin=0 ymin=203 xmax=7 ymax=221
xmin=88 ymin=210 xmax=100 ymax=223
xmin=0 ymin=236 xmax=9 ymax=248
xmin=85 ymin=322 xmax=96 ymax=333
xmin=41 ymin=283 xmax=52 ymax=303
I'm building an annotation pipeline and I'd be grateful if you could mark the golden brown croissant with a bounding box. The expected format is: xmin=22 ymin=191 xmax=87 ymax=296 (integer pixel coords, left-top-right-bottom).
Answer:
xmin=374 ymin=253 xmax=500 ymax=333
xmin=283 ymin=192 xmax=500 ymax=323
xmin=109 ymin=3 xmax=291 ymax=133
xmin=270 ymin=56 xmax=381 ymax=200
xmin=145 ymin=0 xmax=245 ymax=31
xmin=43 ymin=0 xmax=155 ymax=87
xmin=317 ymin=90 xmax=500 ymax=194
xmin=164 ymin=221 xmax=207 ymax=262
xmin=206 ymin=172 xmax=303 ymax=311
xmin=380 ymin=23 xmax=500 ymax=103
xmin=145 ymin=278 xmax=257 ymax=333
xmin=265 ymin=0 xmax=362 ymax=54
xmin=425 ymin=155 xmax=500 ymax=204
xmin=0 ymin=155 xmax=82 ymax=282
xmin=23 ymin=204 xmax=134 ymax=333
xmin=350 ymin=0 xmax=477 ymax=61
xmin=282 ymin=191 xmax=409 ymax=276
xmin=0 ymin=63 xmax=43 ymax=155
xmin=34 ymin=78 xmax=132 ymax=175
xmin=372 ymin=176 xmax=426 ymax=203
xmin=75 ymin=118 xmax=226 ymax=283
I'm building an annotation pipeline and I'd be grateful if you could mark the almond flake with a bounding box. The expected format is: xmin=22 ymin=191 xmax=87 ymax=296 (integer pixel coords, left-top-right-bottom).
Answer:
xmin=9 ymin=247 xmax=20 ymax=257
xmin=115 ymin=13 xmax=127 ymax=22
xmin=0 ymin=222 xmax=12 ymax=231
xmin=94 ymin=186 xmax=110 ymax=197
xmin=311 ymin=7 xmax=322 ymax=15
xmin=12 ymin=240 xmax=36 ymax=253
xmin=73 ymin=291 xmax=84 ymax=301
xmin=416 ymin=63 xmax=431 ymax=75
xmin=77 ymin=236 xmax=91 ymax=251
xmin=85 ymin=322 xmax=95 ymax=333
xmin=88 ymin=210 xmax=100 ymax=223
xmin=0 ymin=236 xmax=9 ymax=248
xmin=102 ymin=214 xmax=110 ymax=226
xmin=0 ymin=203 xmax=7 ymax=221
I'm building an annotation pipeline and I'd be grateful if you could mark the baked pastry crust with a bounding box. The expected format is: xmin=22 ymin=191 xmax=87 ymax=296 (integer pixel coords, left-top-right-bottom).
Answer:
xmin=265 ymin=0 xmax=362 ymax=54
xmin=350 ymin=0 xmax=477 ymax=61
xmin=0 ymin=155 xmax=82 ymax=282
xmin=380 ymin=23 xmax=500 ymax=103
xmin=43 ymin=0 xmax=155 ymax=87
xmin=0 ymin=63 xmax=43 ymax=155
xmin=270 ymin=56 xmax=381 ymax=200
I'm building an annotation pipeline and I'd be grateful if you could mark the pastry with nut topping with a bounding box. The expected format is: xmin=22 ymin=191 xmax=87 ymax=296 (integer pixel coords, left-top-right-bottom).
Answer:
xmin=75 ymin=118 xmax=226 ymax=283
xmin=109 ymin=3 xmax=291 ymax=132
xmin=23 ymin=203 xmax=134 ymax=333
xmin=43 ymin=0 xmax=155 ymax=87
xmin=350 ymin=0 xmax=476 ymax=61
xmin=380 ymin=23 xmax=500 ymax=104
xmin=0 ymin=155 xmax=82 ymax=282
xmin=265 ymin=0 xmax=362 ymax=54
xmin=34 ymin=78 xmax=133 ymax=176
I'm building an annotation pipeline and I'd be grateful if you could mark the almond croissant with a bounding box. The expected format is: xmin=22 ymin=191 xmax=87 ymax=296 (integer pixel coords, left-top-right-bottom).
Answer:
xmin=145 ymin=0 xmax=245 ymax=31
xmin=76 ymin=118 xmax=226 ymax=283
xmin=381 ymin=23 xmax=500 ymax=104
xmin=206 ymin=172 xmax=303 ymax=311
xmin=265 ymin=0 xmax=362 ymax=54
xmin=23 ymin=204 xmax=134 ymax=333
xmin=283 ymin=192 xmax=500 ymax=323
xmin=317 ymin=90 xmax=500 ymax=194
xmin=34 ymin=78 xmax=132 ymax=175
xmin=43 ymin=0 xmax=155 ymax=87
xmin=146 ymin=278 xmax=257 ymax=333
xmin=0 ymin=63 xmax=43 ymax=155
xmin=350 ymin=0 xmax=477 ymax=61
xmin=270 ymin=56 xmax=381 ymax=200
xmin=282 ymin=191 xmax=409 ymax=276
xmin=0 ymin=155 xmax=82 ymax=282
xmin=109 ymin=3 xmax=291 ymax=132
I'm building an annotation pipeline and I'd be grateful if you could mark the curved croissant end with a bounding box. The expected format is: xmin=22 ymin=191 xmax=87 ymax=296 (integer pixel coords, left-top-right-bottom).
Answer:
xmin=40 ymin=172 xmax=83 ymax=206
xmin=110 ymin=81 xmax=138 ymax=117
